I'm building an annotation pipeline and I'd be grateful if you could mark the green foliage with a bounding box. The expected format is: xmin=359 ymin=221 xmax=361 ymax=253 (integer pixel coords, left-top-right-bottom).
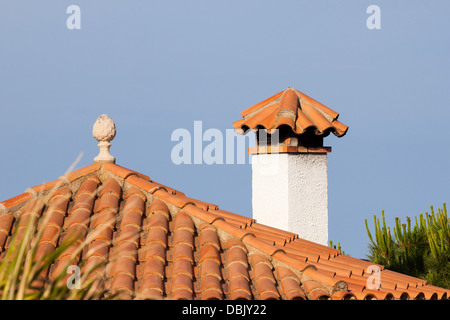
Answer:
xmin=365 ymin=204 xmax=450 ymax=289
xmin=0 ymin=205 xmax=109 ymax=300
xmin=328 ymin=240 xmax=348 ymax=256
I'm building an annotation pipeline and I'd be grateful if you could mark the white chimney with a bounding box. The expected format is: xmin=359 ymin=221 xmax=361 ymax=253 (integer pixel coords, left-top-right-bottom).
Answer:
xmin=233 ymin=88 xmax=348 ymax=246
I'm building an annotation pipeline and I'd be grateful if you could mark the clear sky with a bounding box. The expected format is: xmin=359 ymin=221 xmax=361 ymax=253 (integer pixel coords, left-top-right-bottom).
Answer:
xmin=1 ymin=1 xmax=450 ymax=259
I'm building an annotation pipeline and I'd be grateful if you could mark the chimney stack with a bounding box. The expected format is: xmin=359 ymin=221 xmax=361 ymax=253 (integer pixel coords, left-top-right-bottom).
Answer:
xmin=233 ymin=88 xmax=348 ymax=245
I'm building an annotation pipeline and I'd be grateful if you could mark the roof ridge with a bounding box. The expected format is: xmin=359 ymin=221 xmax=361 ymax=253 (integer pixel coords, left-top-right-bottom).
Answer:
xmin=0 ymin=163 xmax=102 ymax=214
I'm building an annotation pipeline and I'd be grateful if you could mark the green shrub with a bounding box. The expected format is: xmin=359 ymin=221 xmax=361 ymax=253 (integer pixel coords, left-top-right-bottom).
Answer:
xmin=365 ymin=204 xmax=450 ymax=289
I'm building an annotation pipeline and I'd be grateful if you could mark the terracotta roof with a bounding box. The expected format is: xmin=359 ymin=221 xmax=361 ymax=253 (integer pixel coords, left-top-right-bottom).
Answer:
xmin=233 ymin=87 xmax=348 ymax=137
xmin=0 ymin=163 xmax=449 ymax=300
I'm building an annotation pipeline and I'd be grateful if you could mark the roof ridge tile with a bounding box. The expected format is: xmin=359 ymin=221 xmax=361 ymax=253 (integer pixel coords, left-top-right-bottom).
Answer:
xmin=213 ymin=219 xmax=254 ymax=240
xmin=0 ymin=192 xmax=35 ymax=211
xmin=302 ymin=267 xmax=347 ymax=292
xmin=178 ymin=204 xmax=223 ymax=225
xmin=59 ymin=163 xmax=101 ymax=183
xmin=243 ymin=235 xmax=285 ymax=257
xmin=103 ymin=163 xmax=151 ymax=181
xmin=272 ymin=251 xmax=313 ymax=272
xmin=126 ymin=176 xmax=166 ymax=194
xmin=240 ymin=90 xmax=284 ymax=118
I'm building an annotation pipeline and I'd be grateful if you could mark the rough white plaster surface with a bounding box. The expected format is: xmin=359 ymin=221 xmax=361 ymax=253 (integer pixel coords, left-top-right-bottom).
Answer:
xmin=252 ymin=153 xmax=328 ymax=245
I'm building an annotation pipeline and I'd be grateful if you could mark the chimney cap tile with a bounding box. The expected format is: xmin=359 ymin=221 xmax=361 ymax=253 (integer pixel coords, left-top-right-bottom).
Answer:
xmin=234 ymin=87 xmax=349 ymax=138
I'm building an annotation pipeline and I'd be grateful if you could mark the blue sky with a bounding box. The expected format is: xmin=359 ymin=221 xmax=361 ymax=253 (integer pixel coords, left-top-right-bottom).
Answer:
xmin=1 ymin=1 xmax=450 ymax=259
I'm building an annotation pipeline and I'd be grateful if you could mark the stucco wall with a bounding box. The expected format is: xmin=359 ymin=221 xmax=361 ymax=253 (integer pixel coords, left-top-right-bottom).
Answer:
xmin=252 ymin=153 xmax=328 ymax=245
xmin=252 ymin=153 xmax=290 ymax=231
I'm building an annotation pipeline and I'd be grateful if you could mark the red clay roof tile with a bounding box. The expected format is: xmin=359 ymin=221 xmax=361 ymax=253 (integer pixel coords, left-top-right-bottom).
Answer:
xmin=103 ymin=163 xmax=151 ymax=181
xmin=363 ymin=288 xmax=395 ymax=300
xmin=331 ymin=291 xmax=356 ymax=300
xmin=210 ymin=208 xmax=255 ymax=225
xmin=27 ymin=179 xmax=67 ymax=195
xmin=272 ymin=251 xmax=312 ymax=272
xmin=279 ymin=276 xmax=306 ymax=300
xmin=302 ymin=267 xmax=346 ymax=290
xmin=1 ymin=192 xmax=34 ymax=210
xmin=302 ymin=280 xmax=330 ymax=300
xmin=212 ymin=219 xmax=252 ymax=240
xmin=200 ymin=288 xmax=223 ymax=300
xmin=234 ymin=87 xmax=348 ymax=137
xmin=0 ymin=162 xmax=448 ymax=300
xmin=229 ymin=275 xmax=253 ymax=298
xmin=173 ymin=211 xmax=195 ymax=233
xmin=62 ymin=163 xmax=102 ymax=182
xmin=242 ymin=235 xmax=285 ymax=257
xmin=316 ymin=257 xmax=363 ymax=276
xmin=308 ymin=261 xmax=352 ymax=278
xmin=142 ymin=259 xmax=165 ymax=280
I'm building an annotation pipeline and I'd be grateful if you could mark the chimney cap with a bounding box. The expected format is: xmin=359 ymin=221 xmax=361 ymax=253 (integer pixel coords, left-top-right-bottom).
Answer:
xmin=233 ymin=87 xmax=348 ymax=138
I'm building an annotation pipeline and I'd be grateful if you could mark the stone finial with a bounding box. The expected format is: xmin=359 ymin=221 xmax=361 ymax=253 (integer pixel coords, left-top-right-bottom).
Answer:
xmin=93 ymin=114 xmax=116 ymax=163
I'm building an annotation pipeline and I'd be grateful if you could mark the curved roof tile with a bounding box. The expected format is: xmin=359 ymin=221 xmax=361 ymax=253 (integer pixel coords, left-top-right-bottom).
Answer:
xmin=233 ymin=87 xmax=349 ymax=137
xmin=0 ymin=162 xmax=448 ymax=300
